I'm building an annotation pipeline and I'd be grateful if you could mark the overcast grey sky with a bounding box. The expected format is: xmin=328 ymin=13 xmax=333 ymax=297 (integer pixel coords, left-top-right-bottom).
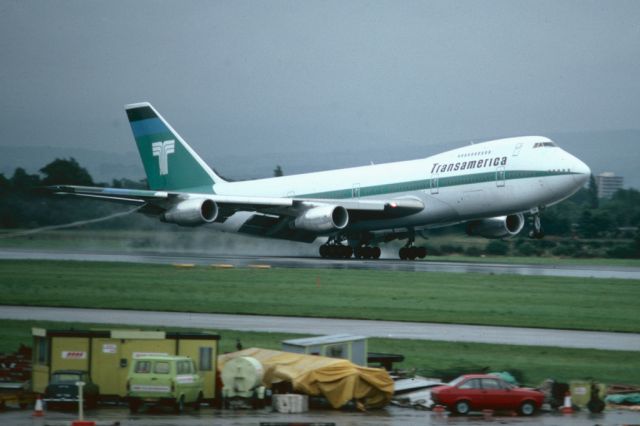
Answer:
xmin=1 ymin=0 xmax=639 ymax=172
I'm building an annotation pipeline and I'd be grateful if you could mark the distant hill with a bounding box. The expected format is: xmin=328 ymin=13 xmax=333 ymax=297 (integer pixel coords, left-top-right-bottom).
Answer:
xmin=1 ymin=129 xmax=638 ymax=188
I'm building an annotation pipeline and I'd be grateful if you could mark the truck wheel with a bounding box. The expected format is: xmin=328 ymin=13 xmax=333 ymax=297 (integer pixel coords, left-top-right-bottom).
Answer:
xmin=193 ymin=392 xmax=203 ymax=411
xmin=86 ymin=395 xmax=98 ymax=409
xmin=175 ymin=396 xmax=185 ymax=414
xmin=128 ymin=398 xmax=140 ymax=414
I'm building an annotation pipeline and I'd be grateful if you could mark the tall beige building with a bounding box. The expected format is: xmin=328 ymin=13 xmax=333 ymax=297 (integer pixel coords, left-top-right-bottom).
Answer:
xmin=596 ymin=172 xmax=624 ymax=199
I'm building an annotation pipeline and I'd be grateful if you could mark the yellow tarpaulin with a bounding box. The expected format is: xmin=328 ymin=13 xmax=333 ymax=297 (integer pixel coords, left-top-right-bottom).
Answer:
xmin=218 ymin=348 xmax=393 ymax=409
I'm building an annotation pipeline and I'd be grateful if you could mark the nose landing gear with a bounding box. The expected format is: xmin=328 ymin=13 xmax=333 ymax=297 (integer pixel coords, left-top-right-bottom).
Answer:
xmin=529 ymin=212 xmax=545 ymax=239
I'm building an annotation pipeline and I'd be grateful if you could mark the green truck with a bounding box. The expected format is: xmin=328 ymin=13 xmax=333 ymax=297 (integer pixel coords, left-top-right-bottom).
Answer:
xmin=126 ymin=355 xmax=204 ymax=413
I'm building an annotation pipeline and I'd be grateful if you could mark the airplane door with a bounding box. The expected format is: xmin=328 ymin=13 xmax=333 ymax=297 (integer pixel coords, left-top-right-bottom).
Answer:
xmin=512 ymin=142 xmax=523 ymax=157
xmin=351 ymin=183 xmax=361 ymax=198
xmin=430 ymin=173 xmax=439 ymax=195
xmin=496 ymin=166 xmax=506 ymax=187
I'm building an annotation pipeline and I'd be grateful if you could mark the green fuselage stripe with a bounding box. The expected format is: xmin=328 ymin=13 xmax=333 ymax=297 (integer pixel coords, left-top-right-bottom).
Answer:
xmin=296 ymin=170 xmax=575 ymax=200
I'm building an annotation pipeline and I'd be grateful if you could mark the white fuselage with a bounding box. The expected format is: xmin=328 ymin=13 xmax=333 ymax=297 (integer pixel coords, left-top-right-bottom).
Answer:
xmin=213 ymin=136 xmax=590 ymax=234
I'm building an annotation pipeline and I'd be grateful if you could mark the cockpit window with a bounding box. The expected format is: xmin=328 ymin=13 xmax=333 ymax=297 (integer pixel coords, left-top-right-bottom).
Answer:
xmin=533 ymin=142 xmax=556 ymax=148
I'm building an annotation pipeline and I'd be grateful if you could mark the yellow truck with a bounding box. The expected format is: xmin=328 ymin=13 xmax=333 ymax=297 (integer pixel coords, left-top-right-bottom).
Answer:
xmin=127 ymin=355 xmax=204 ymax=413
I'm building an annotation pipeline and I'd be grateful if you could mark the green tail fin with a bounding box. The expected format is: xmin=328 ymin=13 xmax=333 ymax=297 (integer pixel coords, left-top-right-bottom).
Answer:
xmin=125 ymin=102 xmax=224 ymax=192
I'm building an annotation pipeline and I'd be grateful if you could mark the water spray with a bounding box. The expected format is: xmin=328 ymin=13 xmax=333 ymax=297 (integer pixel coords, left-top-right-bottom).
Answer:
xmin=0 ymin=206 xmax=142 ymax=239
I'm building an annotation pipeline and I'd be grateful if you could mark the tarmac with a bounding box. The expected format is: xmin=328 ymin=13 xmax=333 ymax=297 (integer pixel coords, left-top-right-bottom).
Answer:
xmin=2 ymin=405 xmax=640 ymax=426
xmin=2 ymin=305 xmax=640 ymax=351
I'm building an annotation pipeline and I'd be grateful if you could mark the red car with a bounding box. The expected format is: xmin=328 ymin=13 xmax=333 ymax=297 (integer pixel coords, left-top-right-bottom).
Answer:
xmin=430 ymin=374 xmax=544 ymax=416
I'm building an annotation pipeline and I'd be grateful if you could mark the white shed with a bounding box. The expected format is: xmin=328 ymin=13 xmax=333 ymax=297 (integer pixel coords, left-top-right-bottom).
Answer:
xmin=281 ymin=334 xmax=368 ymax=366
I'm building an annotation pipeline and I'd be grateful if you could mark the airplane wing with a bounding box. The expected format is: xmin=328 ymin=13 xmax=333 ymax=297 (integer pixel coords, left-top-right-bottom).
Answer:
xmin=47 ymin=185 xmax=424 ymax=223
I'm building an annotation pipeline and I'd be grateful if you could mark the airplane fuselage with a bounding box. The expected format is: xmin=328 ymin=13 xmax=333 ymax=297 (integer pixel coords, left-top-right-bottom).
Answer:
xmin=212 ymin=136 xmax=589 ymax=234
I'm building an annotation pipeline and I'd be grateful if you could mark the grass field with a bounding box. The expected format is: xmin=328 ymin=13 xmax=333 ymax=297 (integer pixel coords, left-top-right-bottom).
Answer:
xmin=0 ymin=319 xmax=636 ymax=386
xmin=1 ymin=260 xmax=639 ymax=332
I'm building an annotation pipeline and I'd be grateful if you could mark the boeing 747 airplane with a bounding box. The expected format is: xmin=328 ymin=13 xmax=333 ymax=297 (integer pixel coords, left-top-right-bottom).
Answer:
xmin=50 ymin=102 xmax=591 ymax=260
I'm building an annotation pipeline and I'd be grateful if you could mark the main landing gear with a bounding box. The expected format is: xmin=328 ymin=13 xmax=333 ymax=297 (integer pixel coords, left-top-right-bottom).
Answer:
xmin=317 ymin=235 xmax=427 ymax=261
xmin=398 ymin=244 xmax=427 ymax=260
xmin=353 ymin=245 xmax=381 ymax=260
xmin=319 ymin=237 xmax=381 ymax=259
xmin=319 ymin=243 xmax=353 ymax=259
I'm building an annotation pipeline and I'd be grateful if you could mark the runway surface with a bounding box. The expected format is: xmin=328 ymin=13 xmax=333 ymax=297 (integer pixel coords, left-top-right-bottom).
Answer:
xmin=2 ymin=305 xmax=639 ymax=351
xmin=1 ymin=248 xmax=640 ymax=279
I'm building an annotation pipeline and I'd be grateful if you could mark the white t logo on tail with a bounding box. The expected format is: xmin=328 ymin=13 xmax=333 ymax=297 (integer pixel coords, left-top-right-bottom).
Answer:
xmin=152 ymin=140 xmax=175 ymax=175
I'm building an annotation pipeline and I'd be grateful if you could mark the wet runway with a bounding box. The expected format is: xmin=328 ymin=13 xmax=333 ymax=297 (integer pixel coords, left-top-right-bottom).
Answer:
xmin=1 ymin=248 xmax=640 ymax=279
xmin=2 ymin=305 xmax=639 ymax=351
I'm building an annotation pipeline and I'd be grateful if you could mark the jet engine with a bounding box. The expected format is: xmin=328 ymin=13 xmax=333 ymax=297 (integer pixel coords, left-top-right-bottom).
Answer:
xmin=293 ymin=205 xmax=349 ymax=233
xmin=466 ymin=213 xmax=525 ymax=239
xmin=161 ymin=198 xmax=218 ymax=226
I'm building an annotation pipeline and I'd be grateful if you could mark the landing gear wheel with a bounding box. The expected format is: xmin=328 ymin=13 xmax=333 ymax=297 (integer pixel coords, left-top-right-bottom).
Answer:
xmin=407 ymin=247 xmax=417 ymax=260
xmin=354 ymin=246 xmax=380 ymax=259
xmin=529 ymin=229 xmax=545 ymax=239
xmin=372 ymin=246 xmax=381 ymax=259
xmin=319 ymin=243 xmax=353 ymax=259
xmin=417 ymin=247 xmax=427 ymax=259
xmin=353 ymin=247 xmax=362 ymax=259
xmin=399 ymin=246 xmax=425 ymax=260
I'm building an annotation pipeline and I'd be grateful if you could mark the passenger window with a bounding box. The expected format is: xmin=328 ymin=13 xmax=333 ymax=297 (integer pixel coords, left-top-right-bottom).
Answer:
xmin=482 ymin=379 xmax=502 ymax=389
xmin=459 ymin=379 xmax=481 ymax=389
xmin=154 ymin=361 xmax=170 ymax=374
xmin=135 ymin=361 xmax=151 ymax=374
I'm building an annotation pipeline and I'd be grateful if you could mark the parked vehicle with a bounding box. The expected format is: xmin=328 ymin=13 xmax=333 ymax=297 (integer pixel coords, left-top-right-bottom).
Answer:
xmin=430 ymin=374 xmax=544 ymax=416
xmin=44 ymin=370 xmax=99 ymax=409
xmin=126 ymin=355 xmax=204 ymax=413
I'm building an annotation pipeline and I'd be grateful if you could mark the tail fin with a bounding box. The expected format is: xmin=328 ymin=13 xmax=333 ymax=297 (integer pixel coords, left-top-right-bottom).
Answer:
xmin=125 ymin=102 xmax=225 ymax=192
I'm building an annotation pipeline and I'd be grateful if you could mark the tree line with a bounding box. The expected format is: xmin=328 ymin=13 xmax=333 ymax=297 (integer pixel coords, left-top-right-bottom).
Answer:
xmin=0 ymin=158 xmax=146 ymax=229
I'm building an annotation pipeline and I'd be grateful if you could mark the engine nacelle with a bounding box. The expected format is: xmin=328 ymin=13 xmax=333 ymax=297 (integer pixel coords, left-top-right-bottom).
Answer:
xmin=293 ymin=205 xmax=349 ymax=233
xmin=466 ymin=213 xmax=525 ymax=239
xmin=162 ymin=198 xmax=218 ymax=226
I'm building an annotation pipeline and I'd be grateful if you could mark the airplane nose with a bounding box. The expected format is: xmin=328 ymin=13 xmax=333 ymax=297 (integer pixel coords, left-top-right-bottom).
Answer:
xmin=572 ymin=157 xmax=591 ymax=186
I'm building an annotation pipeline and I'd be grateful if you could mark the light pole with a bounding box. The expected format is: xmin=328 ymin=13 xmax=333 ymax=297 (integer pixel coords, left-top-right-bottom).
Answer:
xmin=76 ymin=381 xmax=85 ymax=421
